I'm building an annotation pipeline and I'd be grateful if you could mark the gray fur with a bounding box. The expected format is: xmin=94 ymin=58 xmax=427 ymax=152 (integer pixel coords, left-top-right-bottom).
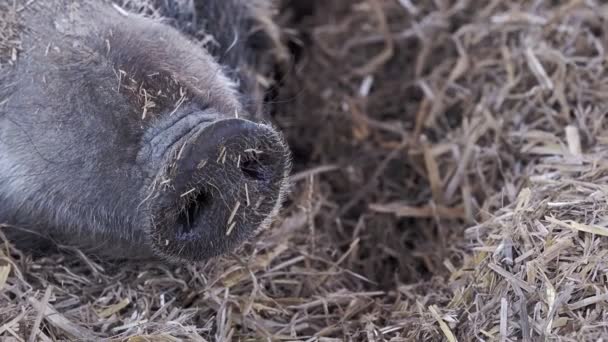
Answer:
xmin=0 ymin=0 xmax=290 ymax=261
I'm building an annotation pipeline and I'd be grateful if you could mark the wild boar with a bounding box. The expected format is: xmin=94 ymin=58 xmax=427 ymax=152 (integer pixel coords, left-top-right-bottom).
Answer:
xmin=0 ymin=0 xmax=291 ymax=262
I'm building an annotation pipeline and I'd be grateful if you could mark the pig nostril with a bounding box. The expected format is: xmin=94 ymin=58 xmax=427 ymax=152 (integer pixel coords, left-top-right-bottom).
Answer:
xmin=176 ymin=191 xmax=209 ymax=235
xmin=240 ymin=158 xmax=268 ymax=182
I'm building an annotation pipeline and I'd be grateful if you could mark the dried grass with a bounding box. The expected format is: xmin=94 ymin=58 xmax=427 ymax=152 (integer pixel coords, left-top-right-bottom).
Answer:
xmin=0 ymin=0 xmax=21 ymax=67
xmin=2 ymin=0 xmax=608 ymax=340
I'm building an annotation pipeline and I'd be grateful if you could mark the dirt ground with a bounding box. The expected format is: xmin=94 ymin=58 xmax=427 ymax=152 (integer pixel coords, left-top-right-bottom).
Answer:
xmin=2 ymin=0 xmax=608 ymax=341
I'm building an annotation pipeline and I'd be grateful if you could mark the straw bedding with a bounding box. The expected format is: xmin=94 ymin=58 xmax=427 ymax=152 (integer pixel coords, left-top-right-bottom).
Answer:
xmin=1 ymin=0 xmax=608 ymax=340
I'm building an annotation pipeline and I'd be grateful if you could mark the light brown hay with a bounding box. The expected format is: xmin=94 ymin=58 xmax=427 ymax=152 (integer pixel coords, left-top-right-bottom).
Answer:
xmin=0 ymin=0 xmax=21 ymax=66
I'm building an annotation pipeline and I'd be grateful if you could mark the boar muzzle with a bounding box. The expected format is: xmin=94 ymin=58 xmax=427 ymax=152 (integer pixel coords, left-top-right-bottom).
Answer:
xmin=0 ymin=0 xmax=292 ymax=262
xmin=141 ymin=115 xmax=290 ymax=262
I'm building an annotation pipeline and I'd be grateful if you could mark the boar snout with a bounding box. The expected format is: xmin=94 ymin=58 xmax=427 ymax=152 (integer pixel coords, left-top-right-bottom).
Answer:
xmin=1 ymin=0 xmax=292 ymax=261
xmin=145 ymin=118 xmax=290 ymax=262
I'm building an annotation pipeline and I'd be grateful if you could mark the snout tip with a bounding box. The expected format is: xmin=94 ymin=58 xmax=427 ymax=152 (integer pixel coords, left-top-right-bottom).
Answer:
xmin=148 ymin=118 xmax=291 ymax=262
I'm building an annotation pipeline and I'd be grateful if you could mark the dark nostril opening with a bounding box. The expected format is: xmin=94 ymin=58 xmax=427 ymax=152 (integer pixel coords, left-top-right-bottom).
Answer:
xmin=176 ymin=191 xmax=210 ymax=235
xmin=240 ymin=154 xmax=270 ymax=182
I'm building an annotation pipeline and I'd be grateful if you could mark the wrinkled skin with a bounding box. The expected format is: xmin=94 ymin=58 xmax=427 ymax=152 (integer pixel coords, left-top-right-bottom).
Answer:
xmin=0 ymin=0 xmax=291 ymax=262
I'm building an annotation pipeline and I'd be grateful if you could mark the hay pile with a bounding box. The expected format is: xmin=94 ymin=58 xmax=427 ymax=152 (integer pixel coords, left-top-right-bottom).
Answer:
xmin=2 ymin=0 xmax=608 ymax=340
